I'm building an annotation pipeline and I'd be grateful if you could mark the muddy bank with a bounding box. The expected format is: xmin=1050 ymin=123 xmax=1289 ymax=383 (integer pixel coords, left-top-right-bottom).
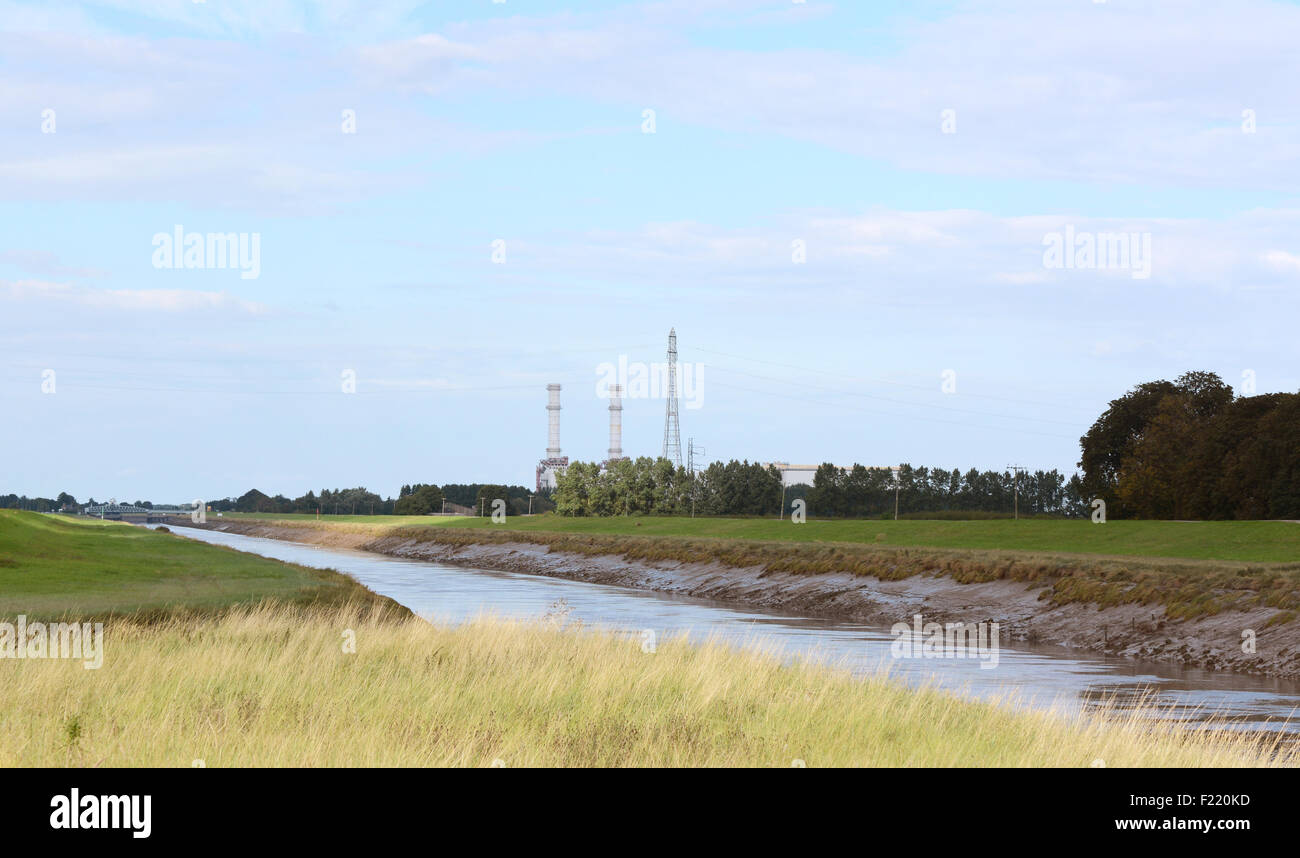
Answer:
xmin=178 ymin=519 xmax=1300 ymax=678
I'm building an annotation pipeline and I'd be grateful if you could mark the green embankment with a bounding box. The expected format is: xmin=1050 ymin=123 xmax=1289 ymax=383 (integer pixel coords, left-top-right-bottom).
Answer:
xmin=0 ymin=510 xmax=405 ymax=620
xmin=214 ymin=513 xmax=1300 ymax=621
xmin=226 ymin=512 xmax=1300 ymax=563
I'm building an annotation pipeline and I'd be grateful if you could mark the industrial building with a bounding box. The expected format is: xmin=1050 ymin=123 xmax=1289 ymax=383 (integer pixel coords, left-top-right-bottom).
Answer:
xmin=763 ymin=463 xmax=901 ymax=487
xmin=535 ymin=330 xmax=685 ymax=491
xmin=764 ymin=463 xmax=824 ymax=487
xmin=534 ymin=381 xmax=631 ymax=492
xmin=535 ymin=383 xmax=569 ymax=492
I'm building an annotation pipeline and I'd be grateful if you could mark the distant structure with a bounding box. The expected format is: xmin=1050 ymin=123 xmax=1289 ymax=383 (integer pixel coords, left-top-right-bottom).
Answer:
xmin=662 ymin=328 xmax=682 ymax=468
xmin=765 ymin=463 xmax=822 ymax=487
xmin=764 ymin=462 xmax=895 ymax=487
xmin=536 ymin=383 xmax=569 ymax=492
xmin=605 ymin=384 xmax=624 ymax=464
xmin=82 ymin=503 xmax=190 ymax=523
xmin=532 ymin=332 xmax=688 ymax=484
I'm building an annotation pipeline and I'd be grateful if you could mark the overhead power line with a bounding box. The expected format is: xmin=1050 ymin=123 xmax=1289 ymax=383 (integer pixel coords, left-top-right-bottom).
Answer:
xmin=706 ymin=364 xmax=1082 ymax=428
xmin=687 ymin=345 xmax=1098 ymax=414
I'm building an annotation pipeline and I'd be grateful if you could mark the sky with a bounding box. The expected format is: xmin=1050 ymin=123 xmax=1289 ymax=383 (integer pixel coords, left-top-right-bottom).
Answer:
xmin=2 ymin=0 xmax=1299 ymax=503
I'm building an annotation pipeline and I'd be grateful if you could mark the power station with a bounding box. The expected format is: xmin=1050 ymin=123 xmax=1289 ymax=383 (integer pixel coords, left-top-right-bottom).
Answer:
xmin=535 ymin=383 xmax=569 ymax=492
xmin=535 ymin=329 xmax=682 ymax=491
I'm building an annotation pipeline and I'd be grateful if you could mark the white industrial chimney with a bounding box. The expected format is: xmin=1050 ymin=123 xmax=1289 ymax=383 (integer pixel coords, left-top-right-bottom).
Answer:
xmin=546 ymin=383 xmax=562 ymax=458
xmin=537 ymin=383 xmax=569 ymax=492
xmin=607 ymin=384 xmax=623 ymax=461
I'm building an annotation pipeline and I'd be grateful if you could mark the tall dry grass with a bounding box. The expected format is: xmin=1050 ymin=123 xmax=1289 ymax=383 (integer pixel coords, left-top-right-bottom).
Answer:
xmin=2 ymin=603 xmax=1293 ymax=767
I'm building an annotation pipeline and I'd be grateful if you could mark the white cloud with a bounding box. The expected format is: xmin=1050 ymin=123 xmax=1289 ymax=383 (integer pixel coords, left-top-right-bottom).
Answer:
xmin=1263 ymin=250 xmax=1300 ymax=274
xmin=0 ymin=250 xmax=106 ymax=278
xmin=992 ymin=271 xmax=1052 ymax=285
xmin=1 ymin=279 xmax=268 ymax=315
xmin=5 ymin=0 xmax=1298 ymax=212
xmin=488 ymin=207 xmax=1300 ymax=306
xmin=355 ymin=0 xmax=1300 ymax=191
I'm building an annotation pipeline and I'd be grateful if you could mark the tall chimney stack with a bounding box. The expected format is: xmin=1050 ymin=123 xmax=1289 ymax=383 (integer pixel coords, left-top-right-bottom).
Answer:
xmin=536 ymin=383 xmax=569 ymax=493
xmin=607 ymin=384 xmax=623 ymax=461
xmin=546 ymin=383 xmax=562 ymax=458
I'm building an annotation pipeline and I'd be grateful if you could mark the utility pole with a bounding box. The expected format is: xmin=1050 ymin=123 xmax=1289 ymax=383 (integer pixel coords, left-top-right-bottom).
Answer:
xmin=775 ymin=467 xmax=786 ymax=519
xmin=1006 ymin=464 xmax=1027 ymax=520
xmin=687 ymin=438 xmax=696 ymax=518
xmin=894 ymin=466 xmax=901 ymax=521
xmin=528 ymin=495 xmax=534 ymax=515
xmin=687 ymin=438 xmax=705 ymax=518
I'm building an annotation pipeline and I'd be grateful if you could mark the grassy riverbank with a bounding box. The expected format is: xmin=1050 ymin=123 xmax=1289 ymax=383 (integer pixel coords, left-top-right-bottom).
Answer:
xmin=223 ymin=512 xmax=1300 ymax=563
xmin=4 ymin=602 xmax=1293 ymax=767
xmin=207 ymin=516 xmax=1300 ymax=622
xmin=4 ymin=510 xmax=1295 ymax=765
xmin=0 ymin=510 xmax=404 ymax=621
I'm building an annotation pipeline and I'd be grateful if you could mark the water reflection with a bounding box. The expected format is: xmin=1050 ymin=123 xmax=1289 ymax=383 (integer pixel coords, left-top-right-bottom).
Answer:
xmin=163 ymin=525 xmax=1300 ymax=733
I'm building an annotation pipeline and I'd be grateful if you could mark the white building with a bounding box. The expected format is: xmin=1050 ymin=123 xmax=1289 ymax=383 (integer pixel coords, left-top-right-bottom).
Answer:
xmin=764 ymin=463 xmax=899 ymax=487
xmin=764 ymin=463 xmax=824 ymax=487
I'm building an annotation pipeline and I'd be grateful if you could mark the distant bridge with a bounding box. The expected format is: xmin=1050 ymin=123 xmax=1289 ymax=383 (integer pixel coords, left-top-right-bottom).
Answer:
xmin=83 ymin=504 xmax=196 ymax=522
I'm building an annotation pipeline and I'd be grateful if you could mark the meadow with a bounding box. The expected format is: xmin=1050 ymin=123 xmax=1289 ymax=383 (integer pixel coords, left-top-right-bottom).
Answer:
xmin=4 ymin=602 xmax=1294 ymax=767
xmin=0 ymin=510 xmax=403 ymax=620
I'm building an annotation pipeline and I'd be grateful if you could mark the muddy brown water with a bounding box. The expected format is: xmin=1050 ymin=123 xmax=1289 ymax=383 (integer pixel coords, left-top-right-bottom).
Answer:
xmin=165 ymin=525 xmax=1300 ymax=733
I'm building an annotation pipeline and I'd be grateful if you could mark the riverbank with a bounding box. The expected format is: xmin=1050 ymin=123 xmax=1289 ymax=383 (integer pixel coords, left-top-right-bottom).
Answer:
xmin=223 ymin=512 xmax=1300 ymax=562
xmin=7 ymin=511 xmax=1296 ymax=765
xmin=0 ymin=511 xmax=407 ymax=622
xmin=184 ymin=518 xmax=1300 ymax=678
xmin=4 ymin=600 xmax=1293 ymax=766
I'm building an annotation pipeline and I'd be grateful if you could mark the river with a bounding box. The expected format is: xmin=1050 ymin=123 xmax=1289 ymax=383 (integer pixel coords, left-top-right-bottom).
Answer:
xmin=167 ymin=525 xmax=1300 ymax=733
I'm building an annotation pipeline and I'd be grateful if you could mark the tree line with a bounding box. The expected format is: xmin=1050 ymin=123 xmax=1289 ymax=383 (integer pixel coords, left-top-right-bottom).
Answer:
xmin=554 ymin=457 xmax=1085 ymax=518
xmin=808 ymin=464 xmax=1086 ymax=517
xmin=214 ymin=483 xmax=553 ymax=516
xmin=1 ymin=492 xmax=101 ymax=512
xmin=1078 ymin=370 xmax=1300 ymax=519
xmin=555 ymin=458 xmax=802 ymax=516
xmin=3 ymin=485 xmax=555 ymax=517
xmin=1 ymin=493 xmax=65 ymax=512
xmin=394 ymin=484 xmax=552 ymax=516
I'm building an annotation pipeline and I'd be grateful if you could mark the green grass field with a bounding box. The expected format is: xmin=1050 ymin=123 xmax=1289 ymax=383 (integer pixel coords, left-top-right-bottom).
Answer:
xmin=223 ymin=512 xmax=1300 ymax=564
xmin=0 ymin=510 xmax=402 ymax=620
